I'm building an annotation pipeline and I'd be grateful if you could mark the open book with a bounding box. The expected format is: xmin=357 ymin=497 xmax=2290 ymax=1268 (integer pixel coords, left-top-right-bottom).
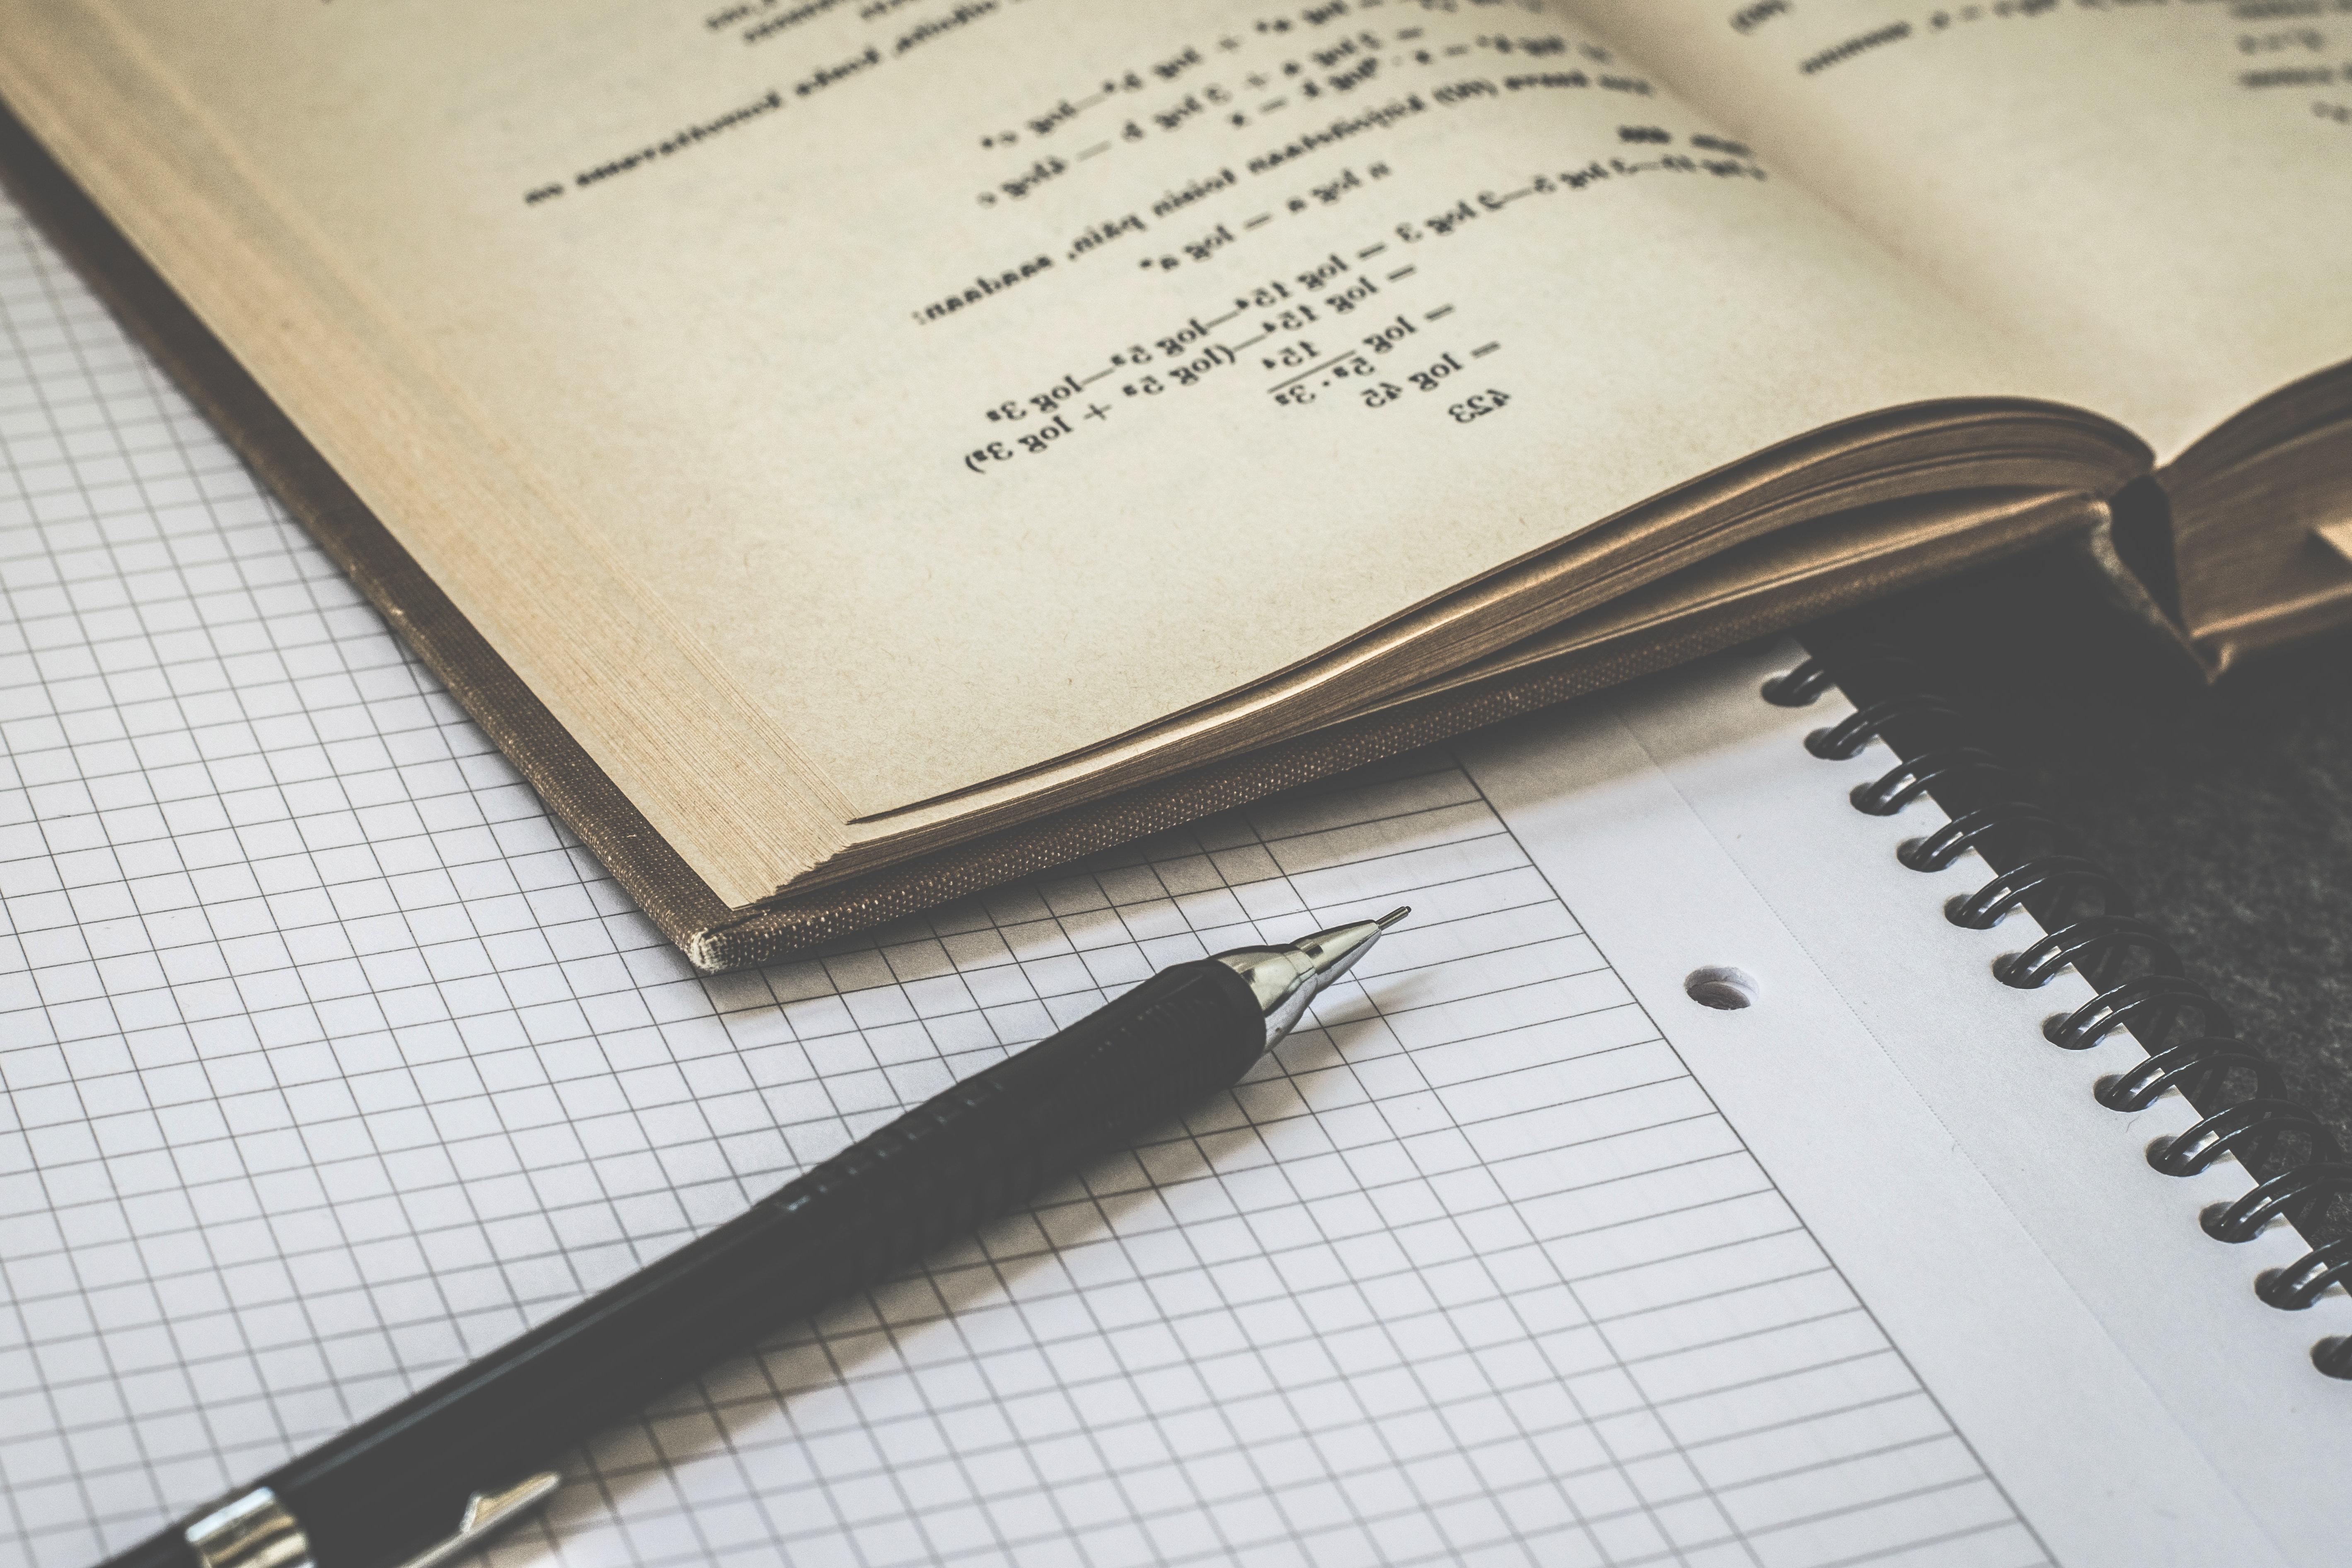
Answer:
xmin=3 ymin=0 xmax=2345 ymax=966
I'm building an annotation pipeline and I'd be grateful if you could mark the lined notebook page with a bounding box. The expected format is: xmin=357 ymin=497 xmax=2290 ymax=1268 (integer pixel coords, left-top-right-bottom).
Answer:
xmin=0 ymin=194 xmax=2041 ymax=1567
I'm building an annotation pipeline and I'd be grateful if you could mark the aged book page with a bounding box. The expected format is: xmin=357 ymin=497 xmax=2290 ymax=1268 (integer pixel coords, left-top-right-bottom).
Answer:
xmin=1568 ymin=0 xmax=2352 ymax=467
xmin=0 ymin=0 xmax=2112 ymax=903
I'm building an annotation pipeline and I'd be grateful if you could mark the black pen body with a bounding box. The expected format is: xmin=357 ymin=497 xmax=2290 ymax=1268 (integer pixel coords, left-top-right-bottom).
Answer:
xmin=114 ymin=959 xmax=1265 ymax=1568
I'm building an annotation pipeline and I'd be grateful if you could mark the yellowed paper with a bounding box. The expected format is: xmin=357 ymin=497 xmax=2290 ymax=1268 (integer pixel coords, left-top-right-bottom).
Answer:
xmin=0 ymin=0 xmax=2099 ymax=900
xmin=1570 ymin=0 xmax=2352 ymax=463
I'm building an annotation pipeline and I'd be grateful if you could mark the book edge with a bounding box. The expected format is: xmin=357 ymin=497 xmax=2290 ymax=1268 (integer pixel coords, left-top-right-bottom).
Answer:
xmin=686 ymin=504 xmax=2099 ymax=972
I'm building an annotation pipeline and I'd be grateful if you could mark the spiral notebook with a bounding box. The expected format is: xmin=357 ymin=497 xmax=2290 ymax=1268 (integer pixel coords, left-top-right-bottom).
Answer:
xmin=4 ymin=190 xmax=2351 ymax=1568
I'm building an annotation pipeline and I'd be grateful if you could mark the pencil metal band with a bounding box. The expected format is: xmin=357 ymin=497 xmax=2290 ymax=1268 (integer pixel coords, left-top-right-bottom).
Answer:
xmin=392 ymin=1471 xmax=565 ymax=1568
xmin=184 ymin=1488 xmax=311 ymax=1568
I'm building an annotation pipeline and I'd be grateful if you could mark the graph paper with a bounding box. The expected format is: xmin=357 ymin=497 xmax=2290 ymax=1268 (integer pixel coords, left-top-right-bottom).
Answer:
xmin=0 ymin=192 xmax=2046 ymax=1568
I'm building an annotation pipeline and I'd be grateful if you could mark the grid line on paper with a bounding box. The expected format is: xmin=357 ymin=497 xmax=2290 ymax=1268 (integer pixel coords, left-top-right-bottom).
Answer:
xmin=1238 ymin=809 xmax=1756 ymax=1568
xmin=0 ymin=191 xmax=2047 ymax=1568
xmin=0 ymin=218 xmax=87 ymax=1556
xmin=529 ymin=785 xmax=2041 ymax=1568
xmin=0 ymin=1032 xmax=1737 ymax=1359
xmin=1219 ymin=806 xmax=1628 ymax=1566
xmin=1449 ymin=750 xmax=2057 ymax=1568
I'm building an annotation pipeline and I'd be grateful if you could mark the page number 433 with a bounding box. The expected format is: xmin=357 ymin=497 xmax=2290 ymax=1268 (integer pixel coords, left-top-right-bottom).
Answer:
xmin=1449 ymin=390 xmax=1510 ymax=423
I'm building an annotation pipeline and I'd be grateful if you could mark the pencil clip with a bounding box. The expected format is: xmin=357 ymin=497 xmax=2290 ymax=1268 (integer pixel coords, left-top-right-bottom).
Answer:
xmin=393 ymin=1471 xmax=564 ymax=1568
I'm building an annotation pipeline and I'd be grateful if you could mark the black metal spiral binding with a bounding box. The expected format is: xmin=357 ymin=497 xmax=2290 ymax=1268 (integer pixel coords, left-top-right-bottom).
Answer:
xmin=1766 ymin=651 xmax=2352 ymax=1381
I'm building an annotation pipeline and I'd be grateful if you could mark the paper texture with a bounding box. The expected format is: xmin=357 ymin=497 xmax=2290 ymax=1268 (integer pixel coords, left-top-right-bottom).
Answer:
xmin=0 ymin=0 xmax=2096 ymax=901
xmin=1572 ymin=0 xmax=2352 ymax=462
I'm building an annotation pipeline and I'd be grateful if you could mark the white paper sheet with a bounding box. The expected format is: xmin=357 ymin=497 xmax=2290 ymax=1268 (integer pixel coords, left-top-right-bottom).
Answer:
xmin=1459 ymin=658 xmax=2348 ymax=1568
xmin=1573 ymin=642 xmax=2352 ymax=1565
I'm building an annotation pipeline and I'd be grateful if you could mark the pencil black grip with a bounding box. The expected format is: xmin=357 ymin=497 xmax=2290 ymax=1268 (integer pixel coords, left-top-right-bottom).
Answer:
xmin=128 ymin=958 xmax=1266 ymax=1568
xmin=735 ymin=956 xmax=1266 ymax=1285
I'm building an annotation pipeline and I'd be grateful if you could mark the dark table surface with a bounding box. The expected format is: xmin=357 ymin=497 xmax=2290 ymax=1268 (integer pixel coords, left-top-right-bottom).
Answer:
xmin=1810 ymin=546 xmax=2352 ymax=1156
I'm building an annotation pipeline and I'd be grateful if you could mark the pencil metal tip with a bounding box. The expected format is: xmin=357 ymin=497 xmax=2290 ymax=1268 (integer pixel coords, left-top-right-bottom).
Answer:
xmin=1212 ymin=907 xmax=1405 ymax=1051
